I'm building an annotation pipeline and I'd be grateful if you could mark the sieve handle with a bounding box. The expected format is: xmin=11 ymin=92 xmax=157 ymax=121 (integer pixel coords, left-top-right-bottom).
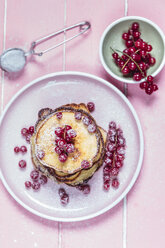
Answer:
xmin=29 ymin=21 xmax=91 ymax=56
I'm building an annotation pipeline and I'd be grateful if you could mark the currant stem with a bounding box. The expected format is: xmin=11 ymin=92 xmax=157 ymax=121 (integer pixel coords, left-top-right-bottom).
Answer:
xmin=121 ymin=49 xmax=140 ymax=71
xmin=112 ymin=129 xmax=118 ymax=168
xmin=115 ymin=48 xmax=145 ymax=77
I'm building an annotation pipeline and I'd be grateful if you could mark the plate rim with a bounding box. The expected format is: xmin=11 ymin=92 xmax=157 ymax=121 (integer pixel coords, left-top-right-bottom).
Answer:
xmin=0 ymin=71 xmax=144 ymax=222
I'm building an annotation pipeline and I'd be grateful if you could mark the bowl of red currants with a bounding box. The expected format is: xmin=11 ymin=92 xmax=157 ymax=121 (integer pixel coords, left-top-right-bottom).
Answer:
xmin=100 ymin=16 xmax=165 ymax=94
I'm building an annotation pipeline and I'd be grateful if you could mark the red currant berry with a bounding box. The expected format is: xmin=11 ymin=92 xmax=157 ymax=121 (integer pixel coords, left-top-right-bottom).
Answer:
xmin=55 ymin=127 xmax=64 ymax=137
xmin=65 ymin=136 xmax=72 ymax=143
xmin=26 ymin=134 xmax=32 ymax=143
xmin=103 ymin=173 xmax=111 ymax=182
xmin=104 ymin=156 xmax=112 ymax=165
xmin=32 ymin=181 xmax=40 ymax=190
xmin=153 ymin=84 xmax=158 ymax=91
xmin=133 ymin=73 xmax=142 ymax=81
xmin=140 ymin=49 xmax=147 ymax=58
xmin=128 ymin=61 xmax=137 ymax=71
xmin=103 ymin=165 xmax=111 ymax=174
xmin=55 ymin=136 xmax=61 ymax=144
xmin=107 ymin=143 xmax=116 ymax=152
xmin=58 ymin=139 xmax=67 ymax=149
xmin=112 ymin=52 xmax=119 ymax=59
xmin=133 ymin=31 xmax=141 ymax=39
xmin=65 ymin=125 xmax=72 ymax=131
xmin=122 ymin=54 xmax=127 ymax=61
xmin=146 ymin=44 xmax=152 ymax=52
xmin=103 ymin=181 xmax=110 ymax=191
xmin=125 ymin=40 xmax=133 ymax=48
xmin=118 ymin=60 xmax=125 ymax=68
xmin=39 ymin=175 xmax=48 ymax=185
xmin=109 ymin=121 xmax=116 ymax=129
xmin=105 ymin=151 xmax=113 ymax=158
xmin=56 ymin=112 xmax=63 ymax=119
xmin=141 ymin=41 xmax=147 ymax=50
xmin=110 ymin=167 xmax=119 ymax=176
xmin=37 ymin=150 xmax=45 ymax=159
xmin=117 ymin=147 xmax=125 ymax=155
xmin=82 ymin=116 xmax=90 ymax=126
xmin=75 ymin=112 xmax=82 ymax=120
xmin=139 ymin=62 xmax=147 ymax=71
xmin=117 ymin=136 xmax=126 ymax=146
xmin=67 ymin=129 xmax=77 ymax=139
xmin=58 ymin=188 xmax=66 ymax=197
xmin=115 ymin=58 xmax=122 ymax=65
xmin=14 ymin=146 xmax=20 ymax=153
xmin=117 ymin=154 xmax=125 ymax=161
xmin=55 ymin=146 xmax=63 ymax=155
xmin=135 ymin=40 xmax=142 ymax=48
xmin=128 ymin=28 xmax=134 ymax=35
xmin=115 ymin=161 xmax=123 ymax=168
xmin=87 ymin=124 xmax=96 ymax=133
xmin=122 ymin=32 xmax=129 ymax=41
xmin=59 ymin=153 xmax=68 ymax=163
xmin=87 ymin=102 xmax=95 ymax=112
xmin=131 ymin=53 xmax=141 ymax=62
xmin=21 ymin=128 xmax=28 ymax=136
xmin=28 ymin=126 xmax=34 ymax=134
xmin=60 ymin=193 xmax=69 ymax=205
xmin=65 ymin=143 xmax=75 ymax=153
xmin=122 ymin=66 xmax=130 ymax=75
xmin=77 ymin=184 xmax=91 ymax=194
xmin=20 ymin=145 xmax=27 ymax=153
xmin=149 ymin=57 xmax=156 ymax=65
xmin=140 ymin=81 xmax=148 ymax=89
xmin=112 ymin=178 xmax=120 ymax=188
xmin=123 ymin=48 xmax=130 ymax=55
xmin=18 ymin=160 xmax=26 ymax=168
xmin=132 ymin=22 xmax=139 ymax=31
xmin=25 ymin=181 xmax=31 ymax=189
xmin=147 ymin=75 xmax=154 ymax=83
xmin=30 ymin=170 xmax=39 ymax=181
xmin=81 ymin=160 xmax=90 ymax=169
xmin=145 ymin=85 xmax=153 ymax=95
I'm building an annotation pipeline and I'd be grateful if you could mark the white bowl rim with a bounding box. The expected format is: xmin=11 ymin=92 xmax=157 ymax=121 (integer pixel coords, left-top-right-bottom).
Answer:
xmin=99 ymin=16 xmax=165 ymax=84
xmin=0 ymin=71 xmax=144 ymax=222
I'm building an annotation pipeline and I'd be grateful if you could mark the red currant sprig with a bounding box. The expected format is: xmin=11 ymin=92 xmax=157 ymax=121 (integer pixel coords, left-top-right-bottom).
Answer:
xmin=140 ymin=75 xmax=158 ymax=95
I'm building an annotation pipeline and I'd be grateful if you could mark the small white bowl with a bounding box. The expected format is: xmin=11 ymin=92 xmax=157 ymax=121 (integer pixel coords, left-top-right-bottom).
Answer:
xmin=99 ymin=16 xmax=165 ymax=84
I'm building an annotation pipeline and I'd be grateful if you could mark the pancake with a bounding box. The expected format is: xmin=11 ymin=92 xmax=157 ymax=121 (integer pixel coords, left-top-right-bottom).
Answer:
xmin=30 ymin=103 xmax=106 ymax=186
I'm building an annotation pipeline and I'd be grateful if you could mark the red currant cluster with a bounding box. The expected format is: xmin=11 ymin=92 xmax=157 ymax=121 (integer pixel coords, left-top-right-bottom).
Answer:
xmin=112 ymin=22 xmax=158 ymax=95
xmin=24 ymin=170 xmax=48 ymax=191
xmin=139 ymin=75 xmax=158 ymax=95
xmin=103 ymin=121 xmax=126 ymax=191
xmin=54 ymin=124 xmax=76 ymax=163
xmin=21 ymin=125 xmax=34 ymax=143
xmin=76 ymin=183 xmax=91 ymax=194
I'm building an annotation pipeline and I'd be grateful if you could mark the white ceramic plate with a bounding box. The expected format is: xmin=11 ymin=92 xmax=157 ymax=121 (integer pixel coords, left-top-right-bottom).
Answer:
xmin=0 ymin=71 xmax=144 ymax=222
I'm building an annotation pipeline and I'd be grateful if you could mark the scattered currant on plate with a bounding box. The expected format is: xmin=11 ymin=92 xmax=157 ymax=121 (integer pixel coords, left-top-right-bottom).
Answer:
xmin=21 ymin=125 xmax=35 ymax=143
xmin=58 ymin=188 xmax=69 ymax=205
xmin=111 ymin=22 xmax=158 ymax=95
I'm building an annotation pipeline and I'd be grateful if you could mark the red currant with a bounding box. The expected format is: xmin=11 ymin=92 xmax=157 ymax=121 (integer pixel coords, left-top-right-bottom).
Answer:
xmin=133 ymin=73 xmax=142 ymax=81
xmin=14 ymin=146 xmax=20 ymax=153
xmin=132 ymin=22 xmax=139 ymax=31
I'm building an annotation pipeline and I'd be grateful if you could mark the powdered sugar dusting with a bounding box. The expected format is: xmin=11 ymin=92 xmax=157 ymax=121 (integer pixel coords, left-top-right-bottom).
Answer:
xmin=0 ymin=74 xmax=143 ymax=221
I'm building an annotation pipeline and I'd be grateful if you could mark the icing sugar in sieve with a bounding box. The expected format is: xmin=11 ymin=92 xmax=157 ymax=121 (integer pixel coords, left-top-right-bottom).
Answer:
xmin=0 ymin=21 xmax=91 ymax=73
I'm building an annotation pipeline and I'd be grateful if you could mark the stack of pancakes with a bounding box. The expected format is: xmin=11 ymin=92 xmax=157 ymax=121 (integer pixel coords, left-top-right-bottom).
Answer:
xmin=30 ymin=103 xmax=106 ymax=186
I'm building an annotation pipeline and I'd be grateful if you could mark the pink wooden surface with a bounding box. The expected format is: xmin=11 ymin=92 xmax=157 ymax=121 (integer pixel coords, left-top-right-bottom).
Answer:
xmin=0 ymin=0 xmax=165 ymax=248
